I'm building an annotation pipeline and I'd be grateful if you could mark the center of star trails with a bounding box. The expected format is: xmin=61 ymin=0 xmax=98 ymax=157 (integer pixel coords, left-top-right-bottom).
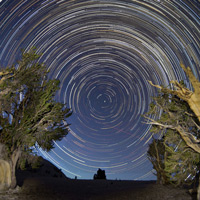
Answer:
xmin=1 ymin=0 xmax=199 ymax=181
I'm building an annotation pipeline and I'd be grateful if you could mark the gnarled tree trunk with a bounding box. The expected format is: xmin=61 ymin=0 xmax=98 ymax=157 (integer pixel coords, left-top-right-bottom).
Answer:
xmin=10 ymin=149 xmax=21 ymax=189
xmin=0 ymin=144 xmax=21 ymax=190
xmin=0 ymin=159 xmax=11 ymax=190
xmin=0 ymin=143 xmax=11 ymax=190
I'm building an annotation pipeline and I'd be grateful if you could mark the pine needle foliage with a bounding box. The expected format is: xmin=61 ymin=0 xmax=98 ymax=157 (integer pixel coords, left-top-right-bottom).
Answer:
xmin=145 ymin=86 xmax=200 ymax=186
xmin=0 ymin=47 xmax=72 ymax=155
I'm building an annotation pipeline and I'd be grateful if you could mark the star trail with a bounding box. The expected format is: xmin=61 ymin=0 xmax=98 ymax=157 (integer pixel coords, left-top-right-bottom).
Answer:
xmin=0 ymin=0 xmax=199 ymax=180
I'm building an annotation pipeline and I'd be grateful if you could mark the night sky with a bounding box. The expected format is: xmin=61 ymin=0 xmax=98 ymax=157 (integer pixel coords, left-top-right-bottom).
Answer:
xmin=0 ymin=0 xmax=199 ymax=180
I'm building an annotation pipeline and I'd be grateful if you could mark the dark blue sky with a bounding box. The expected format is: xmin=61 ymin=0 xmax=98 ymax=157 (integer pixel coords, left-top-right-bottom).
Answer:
xmin=0 ymin=0 xmax=199 ymax=180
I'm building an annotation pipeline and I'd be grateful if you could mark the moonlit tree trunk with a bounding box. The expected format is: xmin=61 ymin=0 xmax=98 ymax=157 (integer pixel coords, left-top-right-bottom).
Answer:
xmin=0 ymin=144 xmax=11 ymax=190
xmin=10 ymin=149 xmax=21 ymax=189
xmin=0 ymin=144 xmax=21 ymax=190
xmin=0 ymin=160 xmax=11 ymax=190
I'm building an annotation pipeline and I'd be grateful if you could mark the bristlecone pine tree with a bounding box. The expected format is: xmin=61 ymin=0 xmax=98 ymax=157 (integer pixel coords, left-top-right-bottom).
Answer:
xmin=144 ymin=63 xmax=200 ymax=199
xmin=0 ymin=48 xmax=72 ymax=190
xmin=148 ymin=130 xmax=200 ymax=187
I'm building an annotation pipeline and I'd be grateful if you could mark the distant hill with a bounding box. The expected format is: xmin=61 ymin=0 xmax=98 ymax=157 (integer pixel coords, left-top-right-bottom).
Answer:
xmin=16 ymin=156 xmax=68 ymax=186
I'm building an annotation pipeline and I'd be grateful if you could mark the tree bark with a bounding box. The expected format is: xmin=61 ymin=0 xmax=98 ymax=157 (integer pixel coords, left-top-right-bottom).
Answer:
xmin=0 ymin=143 xmax=11 ymax=190
xmin=0 ymin=159 xmax=11 ymax=190
xmin=180 ymin=64 xmax=200 ymax=123
xmin=10 ymin=149 xmax=21 ymax=189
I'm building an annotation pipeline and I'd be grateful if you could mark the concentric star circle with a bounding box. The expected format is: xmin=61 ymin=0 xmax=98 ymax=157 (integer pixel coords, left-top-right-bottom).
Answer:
xmin=0 ymin=0 xmax=199 ymax=180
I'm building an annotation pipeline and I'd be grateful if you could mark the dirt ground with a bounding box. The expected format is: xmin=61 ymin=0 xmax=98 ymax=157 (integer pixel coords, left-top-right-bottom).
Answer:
xmin=0 ymin=159 xmax=196 ymax=200
xmin=0 ymin=177 xmax=195 ymax=200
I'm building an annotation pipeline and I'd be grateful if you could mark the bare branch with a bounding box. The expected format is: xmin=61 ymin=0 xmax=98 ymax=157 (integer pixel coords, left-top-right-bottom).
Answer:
xmin=144 ymin=117 xmax=200 ymax=153
xmin=144 ymin=116 xmax=174 ymax=129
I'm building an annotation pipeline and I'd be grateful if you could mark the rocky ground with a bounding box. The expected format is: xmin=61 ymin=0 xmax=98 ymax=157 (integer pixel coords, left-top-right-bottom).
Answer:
xmin=0 ymin=177 xmax=196 ymax=200
xmin=0 ymin=158 xmax=196 ymax=200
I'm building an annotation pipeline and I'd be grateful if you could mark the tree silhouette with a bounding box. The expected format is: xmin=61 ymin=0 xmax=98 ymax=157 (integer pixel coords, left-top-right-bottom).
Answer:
xmin=93 ymin=168 xmax=106 ymax=180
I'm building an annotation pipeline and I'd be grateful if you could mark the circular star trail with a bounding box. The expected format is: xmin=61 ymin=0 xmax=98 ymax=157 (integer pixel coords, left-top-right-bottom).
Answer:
xmin=0 ymin=0 xmax=199 ymax=180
